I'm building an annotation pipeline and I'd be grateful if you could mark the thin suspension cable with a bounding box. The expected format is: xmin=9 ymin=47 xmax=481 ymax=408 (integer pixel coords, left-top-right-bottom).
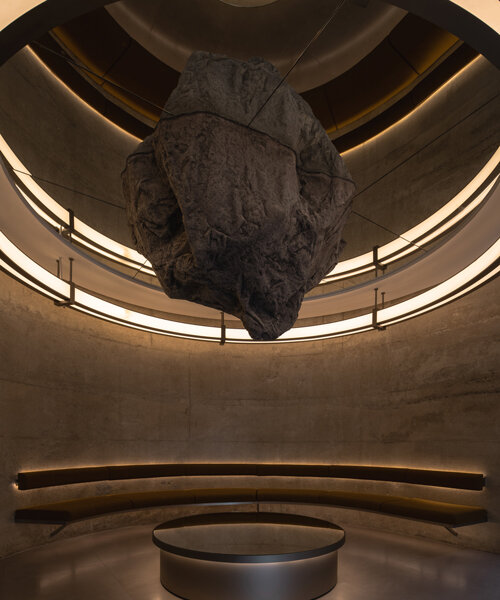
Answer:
xmin=348 ymin=94 xmax=500 ymax=253
xmin=13 ymin=168 xmax=125 ymax=210
xmin=351 ymin=210 xmax=427 ymax=253
xmin=22 ymin=17 xmax=487 ymax=256
xmin=130 ymin=258 xmax=150 ymax=279
xmin=30 ymin=40 xmax=175 ymax=118
xmin=352 ymin=95 xmax=499 ymax=200
xmin=247 ymin=0 xmax=347 ymax=127
xmin=13 ymin=166 xmax=425 ymax=251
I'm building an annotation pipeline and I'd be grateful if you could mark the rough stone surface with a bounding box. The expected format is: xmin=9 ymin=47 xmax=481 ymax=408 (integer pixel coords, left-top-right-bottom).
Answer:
xmin=123 ymin=51 xmax=355 ymax=340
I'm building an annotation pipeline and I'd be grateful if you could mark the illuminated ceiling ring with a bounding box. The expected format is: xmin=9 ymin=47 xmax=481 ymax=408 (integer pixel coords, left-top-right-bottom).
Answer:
xmin=0 ymin=145 xmax=498 ymax=342
xmin=2 ymin=130 xmax=498 ymax=286
xmin=0 ymin=0 xmax=499 ymax=341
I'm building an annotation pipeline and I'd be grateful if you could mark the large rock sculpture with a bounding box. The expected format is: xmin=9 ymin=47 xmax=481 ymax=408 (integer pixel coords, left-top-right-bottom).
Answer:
xmin=123 ymin=51 xmax=355 ymax=340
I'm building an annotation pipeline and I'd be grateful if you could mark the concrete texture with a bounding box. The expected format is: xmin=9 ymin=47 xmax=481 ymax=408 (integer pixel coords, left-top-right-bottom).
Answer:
xmin=123 ymin=52 xmax=354 ymax=339
xmin=0 ymin=49 xmax=498 ymax=557
xmin=0 ymin=51 xmax=497 ymax=261
xmin=106 ymin=0 xmax=405 ymax=93
xmin=0 ymin=48 xmax=138 ymax=247
xmin=0 ymin=51 xmax=496 ymax=320
xmin=0 ymin=271 xmax=499 ymax=557
xmin=340 ymin=56 xmax=500 ymax=260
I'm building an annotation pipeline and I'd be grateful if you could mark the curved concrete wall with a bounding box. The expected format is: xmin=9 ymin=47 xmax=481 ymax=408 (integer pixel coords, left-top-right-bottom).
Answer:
xmin=0 ymin=267 xmax=499 ymax=557
xmin=0 ymin=47 xmax=499 ymax=558
xmin=0 ymin=50 xmax=498 ymax=256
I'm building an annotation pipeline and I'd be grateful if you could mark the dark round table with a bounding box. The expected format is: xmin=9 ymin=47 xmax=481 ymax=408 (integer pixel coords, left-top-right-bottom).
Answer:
xmin=152 ymin=512 xmax=345 ymax=600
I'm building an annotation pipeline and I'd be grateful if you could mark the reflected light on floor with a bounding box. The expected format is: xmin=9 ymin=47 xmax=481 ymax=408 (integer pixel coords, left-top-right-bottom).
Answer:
xmin=2 ymin=524 xmax=499 ymax=600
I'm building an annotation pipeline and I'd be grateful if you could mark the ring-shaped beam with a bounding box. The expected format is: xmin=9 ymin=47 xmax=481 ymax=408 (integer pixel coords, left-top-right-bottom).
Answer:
xmin=1 ymin=1 xmax=499 ymax=68
xmin=1 ymin=157 xmax=498 ymax=342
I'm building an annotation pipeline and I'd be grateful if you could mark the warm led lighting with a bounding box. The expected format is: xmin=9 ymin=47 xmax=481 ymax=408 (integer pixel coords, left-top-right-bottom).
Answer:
xmin=341 ymin=57 xmax=482 ymax=157
xmin=0 ymin=134 xmax=154 ymax=273
xmin=74 ymin=288 xmax=234 ymax=340
xmin=26 ymin=48 xmax=142 ymax=142
xmin=378 ymin=238 xmax=500 ymax=325
xmin=15 ymin=183 xmax=61 ymax=229
xmin=73 ymin=218 xmax=153 ymax=270
xmin=323 ymin=147 xmax=500 ymax=280
xmin=1 ymin=4 xmax=499 ymax=342
xmin=0 ymin=230 xmax=69 ymax=296
xmin=377 ymin=152 xmax=500 ymax=263
xmin=324 ymin=253 xmax=374 ymax=279
xmin=0 ymin=1 xmax=45 ymax=32
xmin=381 ymin=264 xmax=500 ymax=327
xmin=450 ymin=1 xmax=500 ymax=34
xmin=1 ymin=130 xmax=497 ymax=286
xmin=1 ymin=216 xmax=498 ymax=343
xmin=0 ymin=135 xmax=68 ymax=223
xmin=0 ymin=256 xmax=62 ymax=301
xmin=411 ymin=178 xmax=498 ymax=251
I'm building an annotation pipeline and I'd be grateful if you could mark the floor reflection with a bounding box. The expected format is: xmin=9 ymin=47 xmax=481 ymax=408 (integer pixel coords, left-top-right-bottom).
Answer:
xmin=1 ymin=524 xmax=499 ymax=600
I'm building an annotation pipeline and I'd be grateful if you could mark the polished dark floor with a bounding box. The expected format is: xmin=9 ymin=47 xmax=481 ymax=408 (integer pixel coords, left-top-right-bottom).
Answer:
xmin=1 ymin=524 xmax=499 ymax=600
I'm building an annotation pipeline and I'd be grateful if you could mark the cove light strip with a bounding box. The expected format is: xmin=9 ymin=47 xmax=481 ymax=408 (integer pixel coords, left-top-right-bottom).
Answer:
xmin=1 ymin=225 xmax=498 ymax=343
xmin=0 ymin=135 xmax=155 ymax=276
xmin=323 ymin=148 xmax=500 ymax=282
xmin=1 ymin=133 xmax=497 ymax=286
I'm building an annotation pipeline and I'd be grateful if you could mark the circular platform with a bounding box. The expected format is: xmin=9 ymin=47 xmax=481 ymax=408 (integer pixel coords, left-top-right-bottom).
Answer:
xmin=152 ymin=512 xmax=345 ymax=600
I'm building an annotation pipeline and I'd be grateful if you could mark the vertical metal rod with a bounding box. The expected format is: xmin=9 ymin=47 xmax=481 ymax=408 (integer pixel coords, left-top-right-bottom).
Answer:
xmin=54 ymin=257 xmax=75 ymax=306
xmin=220 ymin=312 xmax=226 ymax=346
xmin=62 ymin=210 xmax=75 ymax=240
xmin=372 ymin=287 xmax=386 ymax=331
xmin=69 ymin=258 xmax=75 ymax=304
xmin=381 ymin=291 xmax=386 ymax=309
xmin=373 ymin=245 xmax=386 ymax=277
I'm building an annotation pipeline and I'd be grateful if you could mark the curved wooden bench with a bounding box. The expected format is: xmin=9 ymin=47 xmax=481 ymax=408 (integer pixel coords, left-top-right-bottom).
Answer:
xmin=14 ymin=487 xmax=487 ymax=528
xmin=16 ymin=463 xmax=486 ymax=491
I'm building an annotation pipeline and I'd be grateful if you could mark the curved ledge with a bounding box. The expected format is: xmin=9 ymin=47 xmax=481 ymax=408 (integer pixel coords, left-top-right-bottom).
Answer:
xmin=1 ymin=1 xmax=497 ymax=70
xmin=0 ymin=138 xmax=498 ymax=341
xmin=2 ymin=131 xmax=498 ymax=289
xmin=14 ymin=487 xmax=488 ymax=527
xmin=16 ymin=463 xmax=486 ymax=491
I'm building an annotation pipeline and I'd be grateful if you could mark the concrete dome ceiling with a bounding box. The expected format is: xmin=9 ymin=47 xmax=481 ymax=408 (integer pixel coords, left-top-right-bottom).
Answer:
xmin=105 ymin=0 xmax=406 ymax=92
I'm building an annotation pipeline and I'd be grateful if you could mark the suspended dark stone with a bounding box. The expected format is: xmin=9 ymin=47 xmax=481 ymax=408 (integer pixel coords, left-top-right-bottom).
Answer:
xmin=123 ymin=51 xmax=355 ymax=340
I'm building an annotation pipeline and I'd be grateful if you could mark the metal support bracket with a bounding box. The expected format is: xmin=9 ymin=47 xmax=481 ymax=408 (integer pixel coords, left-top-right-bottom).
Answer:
xmin=61 ymin=209 xmax=74 ymax=241
xmin=372 ymin=287 xmax=386 ymax=331
xmin=219 ymin=311 xmax=226 ymax=346
xmin=54 ymin=257 xmax=75 ymax=307
xmin=373 ymin=245 xmax=387 ymax=277
xmin=50 ymin=523 xmax=67 ymax=537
